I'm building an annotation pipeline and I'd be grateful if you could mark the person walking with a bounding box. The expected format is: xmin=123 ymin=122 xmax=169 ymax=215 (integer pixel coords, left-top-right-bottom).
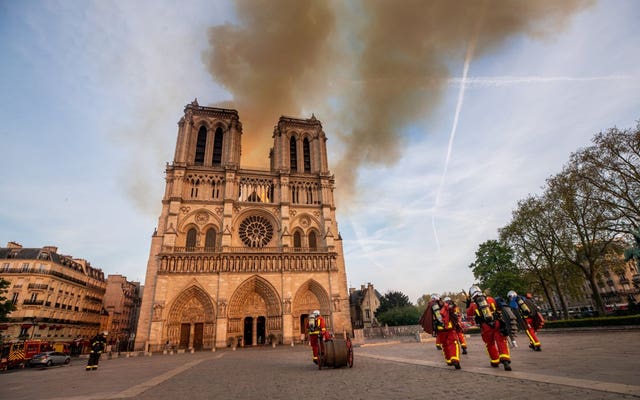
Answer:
xmin=307 ymin=310 xmax=327 ymax=365
xmin=466 ymin=286 xmax=512 ymax=371
xmin=86 ymin=331 xmax=107 ymax=371
xmin=444 ymin=296 xmax=468 ymax=354
xmin=508 ymin=290 xmax=543 ymax=351
xmin=420 ymin=294 xmax=461 ymax=369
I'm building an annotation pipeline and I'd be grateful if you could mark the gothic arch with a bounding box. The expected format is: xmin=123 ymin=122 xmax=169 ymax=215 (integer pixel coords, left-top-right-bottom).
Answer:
xmin=292 ymin=279 xmax=330 ymax=317
xmin=166 ymin=284 xmax=216 ymax=349
xmin=228 ymin=275 xmax=281 ymax=318
xmin=291 ymin=212 xmax=321 ymax=234
xmin=227 ymin=276 xmax=283 ymax=343
xmin=179 ymin=209 xmax=222 ymax=233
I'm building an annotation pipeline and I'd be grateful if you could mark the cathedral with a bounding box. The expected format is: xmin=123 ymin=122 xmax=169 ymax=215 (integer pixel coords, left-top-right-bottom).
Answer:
xmin=134 ymin=100 xmax=351 ymax=351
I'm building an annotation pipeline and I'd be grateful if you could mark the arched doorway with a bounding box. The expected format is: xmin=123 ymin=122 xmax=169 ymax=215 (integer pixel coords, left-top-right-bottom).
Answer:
xmin=166 ymin=285 xmax=216 ymax=350
xmin=292 ymin=279 xmax=331 ymax=336
xmin=228 ymin=276 xmax=282 ymax=346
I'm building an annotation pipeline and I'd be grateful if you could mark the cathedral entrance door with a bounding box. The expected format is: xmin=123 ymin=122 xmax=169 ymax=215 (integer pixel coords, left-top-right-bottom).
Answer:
xmin=193 ymin=323 xmax=204 ymax=350
xmin=179 ymin=323 xmax=190 ymax=349
xmin=257 ymin=316 xmax=266 ymax=344
xmin=243 ymin=317 xmax=253 ymax=346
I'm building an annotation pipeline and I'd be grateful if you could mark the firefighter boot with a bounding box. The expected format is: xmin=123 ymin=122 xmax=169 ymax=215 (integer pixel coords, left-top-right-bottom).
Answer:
xmin=502 ymin=360 xmax=512 ymax=371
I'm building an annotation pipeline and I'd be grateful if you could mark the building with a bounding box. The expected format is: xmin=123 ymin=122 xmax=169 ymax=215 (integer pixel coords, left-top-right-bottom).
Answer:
xmin=135 ymin=100 xmax=351 ymax=351
xmin=0 ymin=242 xmax=107 ymax=341
xmin=349 ymin=283 xmax=381 ymax=329
xmin=103 ymin=275 xmax=141 ymax=351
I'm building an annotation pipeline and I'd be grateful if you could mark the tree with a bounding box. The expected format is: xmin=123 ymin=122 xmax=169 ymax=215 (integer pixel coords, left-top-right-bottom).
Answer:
xmin=546 ymin=162 xmax=624 ymax=316
xmin=468 ymin=239 xmax=527 ymax=298
xmin=0 ymin=277 xmax=16 ymax=322
xmin=500 ymin=195 xmax=581 ymax=319
xmin=376 ymin=305 xmax=421 ymax=326
xmin=572 ymin=123 xmax=640 ymax=232
xmin=375 ymin=290 xmax=412 ymax=315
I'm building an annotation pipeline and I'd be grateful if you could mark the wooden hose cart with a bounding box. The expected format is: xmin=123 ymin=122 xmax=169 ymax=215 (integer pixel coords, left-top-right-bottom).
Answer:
xmin=317 ymin=334 xmax=354 ymax=369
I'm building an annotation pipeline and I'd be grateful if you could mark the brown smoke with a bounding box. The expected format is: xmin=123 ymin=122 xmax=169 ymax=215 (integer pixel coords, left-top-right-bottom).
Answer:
xmin=203 ymin=0 xmax=594 ymax=204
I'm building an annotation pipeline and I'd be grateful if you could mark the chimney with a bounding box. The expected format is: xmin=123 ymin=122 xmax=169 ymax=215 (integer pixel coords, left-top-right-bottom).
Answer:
xmin=7 ymin=241 xmax=22 ymax=249
xmin=43 ymin=246 xmax=58 ymax=253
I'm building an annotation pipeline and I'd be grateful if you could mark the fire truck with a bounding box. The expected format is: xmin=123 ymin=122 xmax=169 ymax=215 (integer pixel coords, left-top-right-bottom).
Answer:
xmin=1 ymin=340 xmax=53 ymax=370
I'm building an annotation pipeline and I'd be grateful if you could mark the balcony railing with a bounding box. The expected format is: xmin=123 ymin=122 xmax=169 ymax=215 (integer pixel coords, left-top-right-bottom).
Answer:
xmin=163 ymin=246 xmax=329 ymax=254
xmin=28 ymin=283 xmax=49 ymax=290
xmin=23 ymin=300 xmax=44 ymax=306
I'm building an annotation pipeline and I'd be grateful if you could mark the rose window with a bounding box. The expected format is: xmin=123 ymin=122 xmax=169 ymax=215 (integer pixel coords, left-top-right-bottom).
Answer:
xmin=239 ymin=215 xmax=273 ymax=247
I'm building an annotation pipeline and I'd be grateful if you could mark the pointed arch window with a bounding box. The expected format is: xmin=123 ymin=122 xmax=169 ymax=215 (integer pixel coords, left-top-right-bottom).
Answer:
xmin=205 ymin=229 xmax=216 ymax=252
xmin=303 ymin=138 xmax=311 ymax=173
xmin=194 ymin=126 xmax=207 ymax=165
xmin=293 ymin=231 xmax=302 ymax=248
xmin=212 ymin=127 xmax=224 ymax=166
xmin=186 ymin=228 xmax=197 ymax=251
xmin=308 ymin=231 xmax=317 ymax=250
xmin=289 ymin=136 xmax=297 ymax=172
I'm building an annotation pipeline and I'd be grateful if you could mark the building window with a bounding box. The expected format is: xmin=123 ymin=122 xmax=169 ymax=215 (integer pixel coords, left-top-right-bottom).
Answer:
xmin=11 ymin=293 xmax=19 ymax=305
xmin=205 ymin=229 xmax=216 ymax=251
xmin=194 ymin=126 xmax=207 ymax=165
xmin=239 ymin=215 xmax=274 ymax=248
xmin=191 ymin=179 xmax=200 ymax=198
xmin=293 ymin=231 xmax=302 ymax=248
xmin=289 ymin=136 xmax=297 ymax=172
xmin=212 ymin=127 xmax=223 ymax=166
xmin=365 ymin=309 xmax=370 ymax=319
xmin=303 ymin=138 xmax=311 ymax=172
xmin=308 ymin=231 xmax=317 ymax=250
xmin=22 ymin=263 xmax=29 ymax=272
xmin=186 ymin=228 xmax=197 ymax=250
xmin=30 ymin=293 xmax=38 ymax=302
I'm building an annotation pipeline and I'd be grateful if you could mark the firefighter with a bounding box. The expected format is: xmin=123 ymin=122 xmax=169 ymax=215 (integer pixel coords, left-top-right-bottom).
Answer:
xmin=86 ymin=332 xmax=107 ymax=371
xmin=307 ymin=310 xmax=327 ymax=365
xmin=466 ymin=286 xmax=512 ymax=371
xmin=444 ymin=296 xmax=468 ymax=355
xmin=508 ymin=290 xmax=543 ymax=351
xmin=419 ymin=294 xmax=460 ymax=369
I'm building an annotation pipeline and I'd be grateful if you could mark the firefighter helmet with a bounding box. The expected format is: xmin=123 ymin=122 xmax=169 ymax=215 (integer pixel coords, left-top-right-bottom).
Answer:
xmin=312 ymin=310 xmax=320 ymax=317
xmin=507 ymin=290 xmax=517 ymax=299
xmin=469 ymin=285 xmax=482 ymax=300
xmin=443 ymin=296 xmax=451 ymax=303
xmin=431 ymin=294 xmax=440 ymax=301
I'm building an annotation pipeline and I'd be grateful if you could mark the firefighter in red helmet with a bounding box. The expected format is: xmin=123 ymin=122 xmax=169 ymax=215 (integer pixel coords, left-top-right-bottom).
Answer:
xmin=307 ymin=310 xmax=327 ymax=365
xmin=466 ymin=286 xmax=512 ymax=371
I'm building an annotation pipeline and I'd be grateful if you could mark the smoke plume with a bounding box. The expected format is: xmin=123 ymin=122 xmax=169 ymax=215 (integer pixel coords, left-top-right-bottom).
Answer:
xmin=203 ymin=0 xmax=594 ymax=204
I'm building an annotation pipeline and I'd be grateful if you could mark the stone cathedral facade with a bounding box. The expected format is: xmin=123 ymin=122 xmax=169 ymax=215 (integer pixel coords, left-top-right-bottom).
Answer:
xmin=134 ymin=100 xmax=351 ymax=351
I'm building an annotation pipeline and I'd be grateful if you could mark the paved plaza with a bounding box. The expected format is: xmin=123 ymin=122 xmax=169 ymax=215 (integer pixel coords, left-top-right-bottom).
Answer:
xmin=2 ymin=330 xmax=639 ymax=400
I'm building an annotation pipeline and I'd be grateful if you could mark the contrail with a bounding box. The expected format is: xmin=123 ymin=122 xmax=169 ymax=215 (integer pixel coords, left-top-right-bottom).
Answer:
xmin=431 ymin=6 xmax=485 ymax=252
xmin=450 ymin=74 xmax=633 ymax=88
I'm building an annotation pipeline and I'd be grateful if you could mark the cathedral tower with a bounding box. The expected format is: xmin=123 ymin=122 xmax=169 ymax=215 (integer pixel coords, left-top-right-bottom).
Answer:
xmin=135 ymin=100 xmax=351 ymax=350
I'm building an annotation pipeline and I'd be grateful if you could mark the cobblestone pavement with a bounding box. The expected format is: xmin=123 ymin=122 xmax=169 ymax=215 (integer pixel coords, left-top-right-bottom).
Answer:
xmin=2 ymin=330 xmax=639 ymax=400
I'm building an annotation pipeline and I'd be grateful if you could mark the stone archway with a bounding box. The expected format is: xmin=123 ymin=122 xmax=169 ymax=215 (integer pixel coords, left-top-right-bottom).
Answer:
xmin=292 ymin=279 xmax=331 ymax=338
xmin=166 ymin=286 xmax=216 ymax=350
xmin=228 ymin=276 xmax=282 ymax=346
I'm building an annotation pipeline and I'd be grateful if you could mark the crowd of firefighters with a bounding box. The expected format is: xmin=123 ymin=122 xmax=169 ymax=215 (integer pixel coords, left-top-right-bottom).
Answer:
xmin=418 ymin=285 xmax=545 ymax=371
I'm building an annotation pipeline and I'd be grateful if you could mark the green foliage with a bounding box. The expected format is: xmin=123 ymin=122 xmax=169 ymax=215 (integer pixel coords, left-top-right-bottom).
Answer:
xmin=543 ymin=314 xmax=640 ymax=328
xmin=376 ymin=290 xmax=412 ymax=315
xmin=0 ymin=278 xmax=16 ymax=322
xmin=375 ymin=305 xmax=421 ymax=326
xmin=468 ymin=240 xmax=527 ymax=298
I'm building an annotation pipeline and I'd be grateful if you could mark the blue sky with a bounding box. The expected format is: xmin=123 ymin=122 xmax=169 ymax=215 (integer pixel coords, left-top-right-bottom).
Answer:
xmin=1 ymin=1 xmax=639 ymax=303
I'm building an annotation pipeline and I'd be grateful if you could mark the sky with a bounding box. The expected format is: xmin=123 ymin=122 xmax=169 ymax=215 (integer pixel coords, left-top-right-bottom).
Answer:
xmin=1 ymin=0 xmax=639 ymax=303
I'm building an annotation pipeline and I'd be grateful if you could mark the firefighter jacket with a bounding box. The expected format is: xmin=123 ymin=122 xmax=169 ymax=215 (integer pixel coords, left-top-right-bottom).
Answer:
xmin=90 ymin=334 xmax=107 ymax=354
xmin=308 ymin=315 xmax=326 ymax=336
xmin=466 ymin=295 xmax=499 ymax=326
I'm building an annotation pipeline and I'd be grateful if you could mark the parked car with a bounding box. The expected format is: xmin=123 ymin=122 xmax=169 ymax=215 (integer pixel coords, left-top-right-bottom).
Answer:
xmin=29 ymin=351 xmax=71 ymax=367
